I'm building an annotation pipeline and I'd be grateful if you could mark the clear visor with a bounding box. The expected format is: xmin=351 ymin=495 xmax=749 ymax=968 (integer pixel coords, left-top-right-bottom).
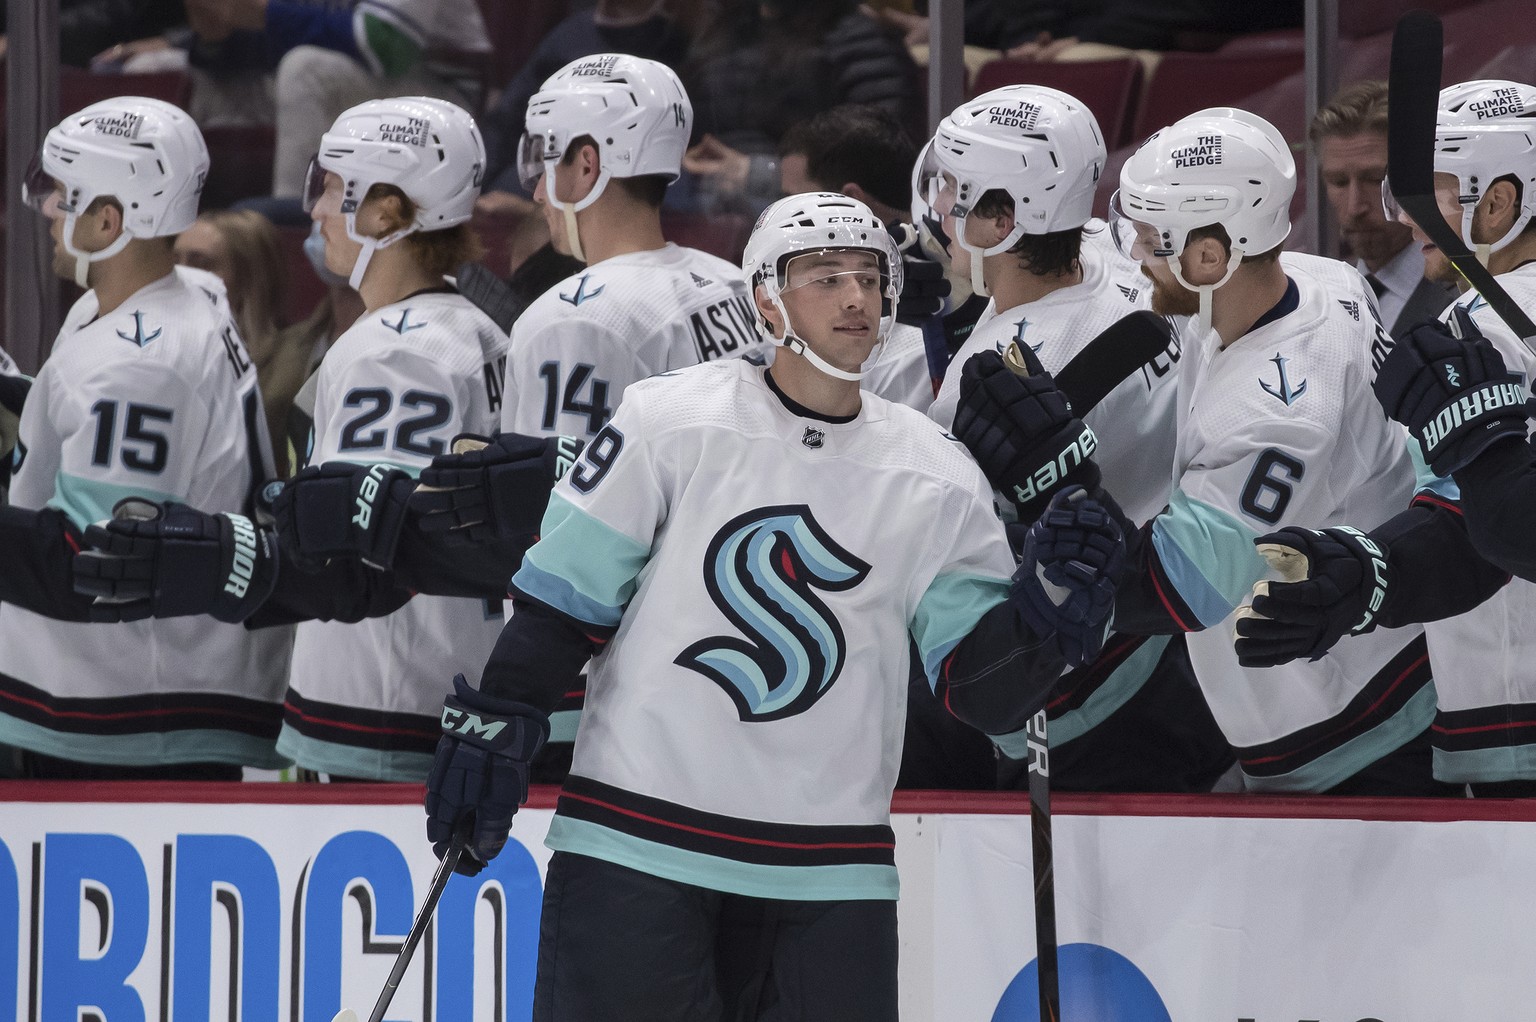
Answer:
xmin=22 ymin=155 xmax=70 ymax=217
xmin=1107 ymin=189 xmax=1171 ymax=261
xmin=516 ymin=130 xmax=561 ymax=192
xmin=913 ymin=143 xmax=963 ymax=222
xmin=781 ymin=250 xmax=888 ymax=296
xmin=302 ymin=157 xmax=328 ymax=214
xmin=1380 ymin=175 xmax=1402 ymax=223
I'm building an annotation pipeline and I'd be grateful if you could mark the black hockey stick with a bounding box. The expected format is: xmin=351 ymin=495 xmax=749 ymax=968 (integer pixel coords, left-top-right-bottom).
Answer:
xmin=1022 ymin=707 xmax=1060 ymax=1022
xmin=1017 ymin=309 xmax=1177 ymax=415
xmin=456 ymin=260 xmax=524 ymax=334
xmin=329 ymin=826 xmax=466 ymax=1022
xmin=1388 ymin=11 xmax=1536 ymax=353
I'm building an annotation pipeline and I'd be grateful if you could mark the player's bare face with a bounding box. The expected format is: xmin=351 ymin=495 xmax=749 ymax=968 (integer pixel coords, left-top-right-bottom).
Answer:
xmin=1401 ymin=172 xmax=1468 ymax=284
xmin=1319 ymin=132 xmax=1410 ymax=271
xmin=1127 ymin=220 xmax=1200 ymax=316
xmin=781 ymin=250 xmax=883 ymax=369
xmin=309 ymin=170 xmax=363 ymax=278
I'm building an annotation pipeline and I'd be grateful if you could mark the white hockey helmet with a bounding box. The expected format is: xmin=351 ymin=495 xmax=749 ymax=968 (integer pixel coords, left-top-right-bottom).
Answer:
xmin=1114 ymin=107 xmax=1294 ymax=319
xmin=23 ymin=96 xmax=208 ymax=287
xmin=517 ymin=53 xmax=690 ymax=262
xmin=742 ymin=192 xmax=903 ymax=382
xmin=914 ymin=85 xmax=1105 ymax=296
xmin=303 ymin=96 xmax=486 ymax=289
xmin=1431 ymin=79 xmax=1536 ymax=254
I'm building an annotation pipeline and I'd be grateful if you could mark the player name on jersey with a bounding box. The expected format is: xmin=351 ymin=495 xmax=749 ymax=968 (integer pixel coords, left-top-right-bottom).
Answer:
xmin=688 ymin=294 xmax=760 ymax=362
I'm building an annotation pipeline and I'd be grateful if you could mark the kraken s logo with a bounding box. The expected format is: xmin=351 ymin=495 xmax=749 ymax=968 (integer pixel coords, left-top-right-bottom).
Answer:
xmin=677 ymin=505 xmax=871 ymax=721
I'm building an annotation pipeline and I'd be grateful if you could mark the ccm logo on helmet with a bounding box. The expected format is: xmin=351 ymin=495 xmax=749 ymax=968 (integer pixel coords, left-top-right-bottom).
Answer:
xmin=825 ymin=216 xmax=868 ymax=224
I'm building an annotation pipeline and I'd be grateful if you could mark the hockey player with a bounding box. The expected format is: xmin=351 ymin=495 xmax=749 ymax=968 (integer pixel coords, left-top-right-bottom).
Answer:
xmin=973 ymin=107 xmax=1447 ymax=793
xmin=0 ymin=98 xmax=290 ymax=779
xmin=916 ymin=85 xmax=1226 ymax=792
xmin=1235 ymin=80 xmax=1536 ymax=794
xmin=0 ymin=346 xmax=28 ymax=501
xmin=422 ymin=193 xmax=1125 ymax=1019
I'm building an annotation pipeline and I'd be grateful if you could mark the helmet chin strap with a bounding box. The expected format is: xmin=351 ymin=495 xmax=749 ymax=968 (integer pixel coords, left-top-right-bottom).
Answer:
xmin=771 ymin=295 xmax=866 ymax=382
xmin=344 ymin=212 xmax=414 ymax=293
xmin=61 ymin=211 xmax=133 ymax=288
xmin=544 ymin=162 xmax=613 ymax=266
xmin=1166 ymin=247 xmax=1246 ymax=334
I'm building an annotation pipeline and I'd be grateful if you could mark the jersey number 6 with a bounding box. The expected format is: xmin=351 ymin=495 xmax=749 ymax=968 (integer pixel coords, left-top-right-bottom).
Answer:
xmin=1240 ymin=448 xmax=1306 ymax=525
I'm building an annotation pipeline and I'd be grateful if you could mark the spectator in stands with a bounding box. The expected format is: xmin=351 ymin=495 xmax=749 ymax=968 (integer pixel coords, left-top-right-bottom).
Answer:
xmin=0 ymin=0 xmax=185 ymax=68
xmin=1310 ymin=79 xmax=1457 ymax=339
xmin=173 ymin=0 xmax=489 ymax=223
xmin=176 ymin=209 xmax=313 ymax=474
xmin=681 ymin=0 xmax=919 ymax=216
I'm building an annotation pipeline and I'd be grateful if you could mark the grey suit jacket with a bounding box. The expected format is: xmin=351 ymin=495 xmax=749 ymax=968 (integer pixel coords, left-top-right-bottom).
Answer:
xmin=1390 ymin=276 xmax=1461 ymax=338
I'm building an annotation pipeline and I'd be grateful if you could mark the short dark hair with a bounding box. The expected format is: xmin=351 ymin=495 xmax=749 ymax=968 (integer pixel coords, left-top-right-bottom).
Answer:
xmin=779 ymin=105 xmax=917 ymax=212
xmin=561 ymin=135 xmax=668 ymax=210
xmin=969 ymin=187 xmax=1084 ymax=278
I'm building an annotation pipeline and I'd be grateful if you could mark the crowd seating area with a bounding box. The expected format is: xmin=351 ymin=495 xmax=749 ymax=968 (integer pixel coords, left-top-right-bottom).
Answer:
xmin=1 ymin=0 xmax=1532 ymax=333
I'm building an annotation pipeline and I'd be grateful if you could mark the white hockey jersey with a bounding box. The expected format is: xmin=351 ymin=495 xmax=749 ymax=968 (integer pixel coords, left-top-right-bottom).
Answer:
xmin=501 ymin=243 xmax=769 ymax=439
xmin=0 ymin=267 xmax=293 ymax=767
xmin=513 ymin=359 xmax=1015 ymax=900
xmin=279 ymin=290 xmax=510 ymax=780
xmin=862 ymin=323 xmax=935 ymax=413
xmin=1157 ymin=253 xmax=1432 ymax=791
xmin=929 ymin=243 xmax=1178 ymax=526
xmin=1417 ymin=264 xmax=1536 ymax=783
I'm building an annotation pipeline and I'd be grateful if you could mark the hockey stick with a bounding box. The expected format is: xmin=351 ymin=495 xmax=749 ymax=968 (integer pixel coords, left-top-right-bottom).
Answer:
xmin=455 ymin=261 xmax=524 ymax=334
xmin=1387 ymin=11 xmax=1536 ymax=354
xmin=1051 ymin=309 xmax=1176 ymax=415
xmin=330 ymin=827 xmax=466 ymax=1022
xmin=994 ymin=315 xmax=1172 ymax=1022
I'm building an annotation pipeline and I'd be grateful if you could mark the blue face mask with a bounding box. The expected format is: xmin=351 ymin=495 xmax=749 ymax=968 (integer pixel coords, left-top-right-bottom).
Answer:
xmin=303 ymin=221 xmax=350 ymax=289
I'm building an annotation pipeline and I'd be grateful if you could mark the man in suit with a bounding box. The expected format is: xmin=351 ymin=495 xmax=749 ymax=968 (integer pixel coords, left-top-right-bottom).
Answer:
xmin=1311 ymin=79 xmax=1456 ymax=337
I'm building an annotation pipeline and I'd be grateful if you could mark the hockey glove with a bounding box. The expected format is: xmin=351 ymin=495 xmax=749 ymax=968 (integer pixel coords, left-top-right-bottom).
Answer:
xmin=272 ymin=461 xmax=414 ymax=572
xmin=425 ymin=674 xmax=550 ymax=876
xmin=413 ymin=432 xmax=585 ymax=545
xmin=73 ymin=499 xmax=278 ymax=623
xmin=952 ymin=348 xmax=1100 ymax=520
xmin=895 ymin=249 xmax=950 ymax=322
xmin=1012 ymin=486 xmax=1125 ymax=667
xmin=1373 ymin=308 xmax=1531 ymax=477
xmin=1232 ymin=525 xmax=1391 ymax=668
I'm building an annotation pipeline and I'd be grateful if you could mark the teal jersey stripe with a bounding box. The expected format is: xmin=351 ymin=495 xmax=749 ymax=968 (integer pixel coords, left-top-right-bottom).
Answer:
xmin=50 ymin=471 xmax=178 ymax=530
xmin=1408 ymin=439 xmax=1460 ymax=502
xmin=1242 ymin=683 xmax=1437 ymax=792
xmin=911 ymin=571 xmax=1010 ymax=686
xmin=1432 ymin=744 xmax=1536 ymax=784
xmin=514 ymin=494 xmax=651 ymax=628
xmin=547 ymin=708 xmax=581 ymax=745
xmin=0 ymin=713 xmax=288 ymax=769
xmin=994 ymin=635 xmax=1173 ymax=758
xmin=275 ymin=725 xmax=433 ymax=782
xmin=546 ymin=815 xmax=900 ymax=902
xmin=1150 ymin=489 xmax=1267 ymax=628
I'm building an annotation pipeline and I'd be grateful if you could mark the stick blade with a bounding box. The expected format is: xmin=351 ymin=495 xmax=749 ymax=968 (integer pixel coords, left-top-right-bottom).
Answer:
xmin=1054 ymin=310 xmax=1174 ymax=414
xmin=330 ymin=1010 xmax=359 ymax=1022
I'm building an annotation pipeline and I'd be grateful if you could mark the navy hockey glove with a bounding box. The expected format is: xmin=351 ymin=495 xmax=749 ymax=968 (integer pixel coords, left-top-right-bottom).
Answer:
xmin=895 ymin=250 xmax=950 ymax=322
xmin=1232 ymin=526 xmax=1391 ymax=668
xmin=1012 ymin=487 xmax=1125 ymax=667
xmin=413 ymin=432 xmax=585 ymax=544
xmin=1373 ymin=308 xmax=1531 ymax=476
xmin=272 ymin=461 xmax=414 ymax=571
xmin=425 ymin=674 xmax=550 ymax=876
xmin=73 ymin=499 xmax=278 ymax=623
xmin=953 ymin=348 xmax=1100 ymax=520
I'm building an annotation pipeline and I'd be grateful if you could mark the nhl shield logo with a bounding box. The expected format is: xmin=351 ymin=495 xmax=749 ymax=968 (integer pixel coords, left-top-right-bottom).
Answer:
xmin=802 ymin=427 xmax=825 ymax=449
